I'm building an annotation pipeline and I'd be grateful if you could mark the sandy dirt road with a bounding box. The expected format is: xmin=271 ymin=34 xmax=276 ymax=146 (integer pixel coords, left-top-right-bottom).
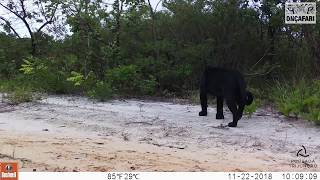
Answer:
xmin=0 ymin=95 xmax=319 ymax=171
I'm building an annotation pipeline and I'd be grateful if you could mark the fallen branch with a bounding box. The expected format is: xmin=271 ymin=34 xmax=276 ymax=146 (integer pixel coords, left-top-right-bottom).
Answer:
xmin=245 ymin=65 xmax=280 ymax=77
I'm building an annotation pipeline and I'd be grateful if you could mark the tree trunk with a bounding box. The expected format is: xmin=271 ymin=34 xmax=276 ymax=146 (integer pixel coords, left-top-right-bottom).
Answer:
xmin=30 ymin=33 xmax=37 ymax=56
xmin=302 ymin=25 xmax=320 ymax=75
xmin=147 ymin=0 xmax=160 ymax=60
xmin=312 ymin=42 xmax=320 ymax=74
xmin=114 ymin=0 xmax=123 ymax=48
xmin=84 ymin=0 xmax=89 ymax=76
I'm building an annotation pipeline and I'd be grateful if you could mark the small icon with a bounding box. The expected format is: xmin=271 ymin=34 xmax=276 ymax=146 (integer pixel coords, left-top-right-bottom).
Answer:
xmin=0 ymin=162 xmax=18 ymax=180
xmin=297 ymin=145 xmax=310 ymax=157
xmin=5 ymin=164 xmax=13 ymax=172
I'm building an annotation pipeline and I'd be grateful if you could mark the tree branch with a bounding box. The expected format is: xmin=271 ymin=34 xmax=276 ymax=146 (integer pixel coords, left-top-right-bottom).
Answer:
xmin=0 ymin=2 xmax=33 ymax=38
xmin=39 ymin=1 xmax=48 ymax=21
xmin=19 ymin=0 xmax=27 ymax=18
xmin=0 ymin=3 xmax=23 ymax=19
xmin=0 ymin=16 xmax=21 ymax=38
xmin=250 ymin=46 xmax=271 ymax=70
xmin=245 ymin=65 xmax=280 ymax=77
xmin=155 ymin=0 xmax=162 ymax=12
xmin=37 ymin=3 xmax=59 ymax=33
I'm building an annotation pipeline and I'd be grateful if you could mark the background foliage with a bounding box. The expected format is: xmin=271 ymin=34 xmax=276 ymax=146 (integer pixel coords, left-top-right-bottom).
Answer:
xmin=0 ymin=0 xmax=319 ymax=123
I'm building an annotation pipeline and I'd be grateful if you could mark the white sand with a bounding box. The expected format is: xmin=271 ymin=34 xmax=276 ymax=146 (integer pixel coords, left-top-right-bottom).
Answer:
xmin=0 ymin=95 xmax=319 ymax=171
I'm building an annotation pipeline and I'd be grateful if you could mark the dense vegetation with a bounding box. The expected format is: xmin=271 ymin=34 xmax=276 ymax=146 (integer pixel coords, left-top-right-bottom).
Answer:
xmin=0 ymin=0 xmax=319 ymax=124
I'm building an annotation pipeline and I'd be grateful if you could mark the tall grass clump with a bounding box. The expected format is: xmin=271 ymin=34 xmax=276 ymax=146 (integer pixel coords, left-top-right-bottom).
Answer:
xmin=0 ymin=78 xmax=36 ymax=104
xmin=272 ymin=79 xmax=320 ymax=125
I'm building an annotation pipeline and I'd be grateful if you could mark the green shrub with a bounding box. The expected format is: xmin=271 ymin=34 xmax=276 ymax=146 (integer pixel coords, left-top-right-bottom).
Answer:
xmin=87 ymin=81 xmax=113 ymax=101
xmin=244 ymin=98 xmax=261 ymax=117
xmin=82 ymin=71 xmax=97 ymax=91
xmin=243 ymin=87 xmax=263 ymax=117
xmin=67 ymin=71 xmax=84 ymax=86
xmin=105 ymin=65 xmax=140 ymax=93
xmin=0 ymin=79 xmax=15 ymax=92
xmin=5 ymin=86 xmax=34 ymax=104
xmin=0 ymin=49 xmax=16 ymax=77
xmin=157 ymin=64 xmax=193 ymax=92
xmin=0 ymin=78 xmax=39 ymax=104
xmin=139 ymin=75 xmax=157 ymax=95
xmin=273 ymin=80 xmax=306 ymax=117
xmin=272 ymin=79 xmax=320 ymax=125
xmin=105 ymin=65 xmax=157 ymax=95
xmin=19 ymin=56 xmax=73 ymax=93
xmin=67 ymin=71 xmax=97 ymax=91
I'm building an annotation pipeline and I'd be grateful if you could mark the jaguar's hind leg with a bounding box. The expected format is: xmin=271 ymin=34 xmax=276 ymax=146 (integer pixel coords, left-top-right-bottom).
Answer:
xmin=226 ymin=98 xmax=238 ymax=127
xmin=199 ymin=90 xmax=208 ymax=116
xmin=216 ymin=96 xmax=224 ymax=119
